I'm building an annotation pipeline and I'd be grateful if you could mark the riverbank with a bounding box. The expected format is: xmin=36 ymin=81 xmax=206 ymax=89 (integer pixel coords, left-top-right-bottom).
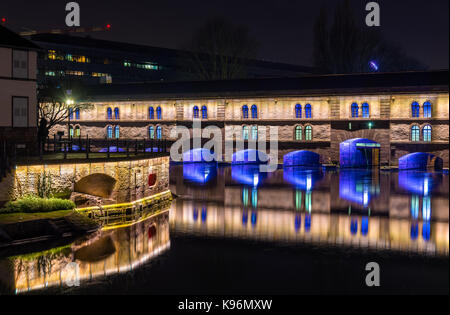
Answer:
xmin=0 ymin=210 xmax=99 ymax=257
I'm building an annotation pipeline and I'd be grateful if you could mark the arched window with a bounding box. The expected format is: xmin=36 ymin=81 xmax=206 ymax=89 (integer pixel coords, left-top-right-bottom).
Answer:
xmin=148 ymin=126 xmax=155 ymax=139
xmin=305 ymin=104 xmax=312 ymax=119
xmin=251 ymin=105 xmax=258 ymax=119
xmin=242 ymin=105 xmax=249 ymax=119
xmin=305 ymin=126 xmax=312 ymax=141
xmin=156 ymin=126 xmax=162 ymax=139
xmin=74 ymin=126 xmax=81 ymax=137
xmin=351 ymin=103 xmax=359 ymax=118
xmin=202 ymin=106 xmax=208 ymax=119
xmin=156 ymin=107 xmax=162 ymax=120
xmin=412 ymin=102 xmax=420 ymax=118
xmin=69 ymin=125 xmax=74 ymax=138
xmin=114 ymin=126 xmax=120 ymax=139
xmin=107 ymin=126 xmax=113 ymax=139
xmin=295 ymin=104 xmax=302 ymax=118
xmin=295 ymin=126 xmax=302 ymax=141
xmin=242 ymin=126 xmax=249 ymax=140
xmin=75 ymin=108 xmax=80 ymax=120
xmin=411 ymin=125 xmax=420 ymax=142
xmin=149 ymin=107 xmax=154 ymax=119
xmin=423 ymin=125 xmax=432 ymax=142
xmin=193 ymin=106 xmax=199 ymax=119
xmin=107 ymin=107 xmax=112 ymax=120
xmin=362 ymin=103 xmax=370 ymax=118
xmin=251 ymin=126 xmax=258 ymax=140
xmin=423 ymin=102 xmax=432 ymax=118
xmin=114 ymin=107 xmax=120 ymax=120
xmin=69 ymin=108 xmax=74 ymax=120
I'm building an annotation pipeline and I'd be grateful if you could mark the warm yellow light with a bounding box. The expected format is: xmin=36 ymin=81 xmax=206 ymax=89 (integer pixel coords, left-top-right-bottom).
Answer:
xmin=67 ymin=99 xmax=75 ymax=105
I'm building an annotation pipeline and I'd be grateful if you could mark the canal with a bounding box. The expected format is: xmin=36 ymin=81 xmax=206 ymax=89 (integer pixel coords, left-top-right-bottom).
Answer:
xmin=0 ymin=164 xmax=448 ymax=295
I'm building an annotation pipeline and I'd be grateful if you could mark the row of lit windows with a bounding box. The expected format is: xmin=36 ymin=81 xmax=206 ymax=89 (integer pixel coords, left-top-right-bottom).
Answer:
xmin=108 ymin=107 xmax=164 ymax=120
xmin=124 ymin=61 xmax=159 ymax=70
xmin=412 ymin=102 xmax=432 ymax=118
xmin=105 ymin=125 xmax=163 ymax=139
xmin=148 ymin=126 xmax=163 ymax=139
xmin=107 ymin=125 xmax=121 ymax=139
xmin=45 ymin=70 xmax=112 ymax=81
xmin=47 ymin=50 xmax=90 ymax=63
xmin=68 ymin=108 xmax=80 ymax=120
xmin=351 ymin=103 xmax=370 ymax=118
xmin=411 ymin=125 xmax=432 ymax=142
xmin=295 ymin=125 xmax=313 ymax=141
xmin=69 ymin=125 xmax=81 ymax=138
xmin=193 ymin=106 xmax=208 ymax=119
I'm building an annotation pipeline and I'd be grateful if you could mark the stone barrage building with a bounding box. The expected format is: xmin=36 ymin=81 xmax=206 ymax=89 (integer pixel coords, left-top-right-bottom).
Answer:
xmin=50 ymin=71 xmax=449 ymax=167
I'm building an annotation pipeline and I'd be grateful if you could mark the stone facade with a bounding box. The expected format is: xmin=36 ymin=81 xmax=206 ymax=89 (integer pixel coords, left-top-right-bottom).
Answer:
xmin=0 ymin=156 xmax=170 ymax=205
xmin=51 ymin=91 xmax=449 ymax=167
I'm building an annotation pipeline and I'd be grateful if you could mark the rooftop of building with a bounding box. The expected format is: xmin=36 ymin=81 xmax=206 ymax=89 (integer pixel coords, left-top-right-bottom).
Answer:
xmin=82 ymin=70 xmax=449 ymax=101
xmin=0 ymin=25 xmax=41 ymax=50
xmin=29 ymin=33 xmax=315 ymax=73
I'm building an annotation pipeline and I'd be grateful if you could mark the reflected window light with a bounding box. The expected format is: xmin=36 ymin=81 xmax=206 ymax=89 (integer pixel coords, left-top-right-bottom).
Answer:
xmin=361 ymin=217 xmax=369 ymax=236
xmin=305 ymin=192 xmax=312 ymax=213
xmin=295 ymin=214 xmax=301 ymax=232
xmin=251 ymin=188 xmax=258 ymax=208
xmin=411 ymin=195 xmax=420 ymax=220
xmin=193 ymin=208 xmax=199 ymax=221
xmin=350 ymin=219 xmax=358 ymax=236
xmin=242 ymin=211 xmax=249 ymax=225
xmin=422 ymin=196 xmax=431 ymax=221
xmin=242 ymin=187 xmax=249 ymax=206
xmin=306 ymin=174 xmax=312 ymax=192
xmin=423 ymin=177 xmax=429 ymax=196
xmin=422 ymin=222 xmax=431 ymax=242
xmin=363 ymin=186 xmax=369 ymax=207
xmin=201 ymin=207 xmax=207 ymax=223
xmin=305 ymin=214 xmax=311 ymax=232
xmin=295 ymin=190 xmax=302 ymax=210
xmin=251 ymin=211 xmax=258 ymax=227
xmin=411 ymin=223 xmax=419 ymax=240
xmin=253 ymin=173 xmax=259 ymax=187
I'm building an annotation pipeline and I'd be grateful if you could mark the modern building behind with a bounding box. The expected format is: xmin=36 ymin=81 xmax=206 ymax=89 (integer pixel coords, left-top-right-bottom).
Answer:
xmin=0 ymin=25 xmax=39 ymax=152
xmin=28 ymin=33 xmax=314 ymax=86
xmin=49 ymin=70 xmax=449 ymax=168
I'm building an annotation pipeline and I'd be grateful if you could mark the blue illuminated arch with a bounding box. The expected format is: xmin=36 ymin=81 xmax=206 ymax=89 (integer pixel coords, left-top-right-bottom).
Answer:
xmin=423 ymin=101 xmax=432 ymax=118
xmin=193 ymin=106 xmax=199 ymax=119
xmin=149 ymin=107 xmax=154 ymax=119
xmin=75 ymin=108 xmax=80 ymax=120
xmin=412 ymin=102 xmax=420 ymax=118
xmin=251 ymin=105 xmax=258 ymax=119
xmin=362 ymin=103 xmax=370 ymax=118
xmin=114 ymin=107 xmax=120 ymax=120
xmin=351 ymin=103 xmax=359 ymax=118
xmin=156 ymin=107 xmax=162 ymax=120
xmin=202 ymin=106 xmax=208 ymax=119
xmin=305 ymin=104 xmax=312 ymax=118
xmin=242 ymin=105 xmax=249 ymax=119
xmin=295 ymin=104 xmax=302 ymax=118
xmin=107 ymin=107 xmax=112 ymax=120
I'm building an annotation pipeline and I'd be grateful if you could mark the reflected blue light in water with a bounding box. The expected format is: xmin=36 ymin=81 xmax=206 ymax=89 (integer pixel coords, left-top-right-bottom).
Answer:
xmin=295 ymin=214 xmax=301 ymax=232
xmin=242 ymin=211 xmax=249 ymax=225
xmin=411 ymin=223 xmax=419 ymax=240
xmin=361 ymin=217 xmax=369 ymax=236
xmin=183 ymin=163 xmax=217 ymax=185
xmin=411 ymin=195 xmax=420 ymax=220
xmin=398 ymin=171 xmax=442 ymax=196
xmin=232 ymin=165 xmax=267 ymax=187
xmin=232 ymin=149 xmax=269 ymax=165
xmin=251 ymin=188 xmax=258 ymax=208
xmin=201 ymin=208 xmax=207 ymax=223
xmin=350 ymin=219 xmax=358 ymax=235
xmin=422 ymin=222 xmax=431 ymax=242
xmin=251 ymin=212 xmax=258 ymax=227
xmin=339 ymin=170 xmax=379 ymax=207
xmin=423 ymin=196 xmax=431 ymax=221
xmin=305 ymin=215 xmax=311 ymax=232
xmin=283 ymin=167 xmax=323 ymax=191
xmin=193 ymin=208 xmax=199 ymax=221
xmin=183 ymin=148 xmax=217 ymax=163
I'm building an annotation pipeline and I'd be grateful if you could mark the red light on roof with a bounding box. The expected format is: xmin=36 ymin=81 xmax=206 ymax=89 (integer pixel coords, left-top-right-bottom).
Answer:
xmin=1 ymin=17 xmax=6 ymax=23
xmin=106 ymin=24 xmax=111 ymax=29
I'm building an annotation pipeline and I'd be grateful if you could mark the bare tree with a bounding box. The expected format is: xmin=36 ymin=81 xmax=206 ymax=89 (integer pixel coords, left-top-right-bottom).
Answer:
xmin=180 ymin=17 xmax=259 ymax=80
xmin=37 ymin=82 xmax=93 ymax=145
xmin=313 ymin=0 xmax=425 ymax=74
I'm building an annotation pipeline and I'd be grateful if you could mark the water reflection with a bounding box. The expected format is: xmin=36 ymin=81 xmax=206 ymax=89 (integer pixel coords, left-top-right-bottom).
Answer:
xmin=339 ymin=170 xmax=380 ymax=208
xmin=0 ymin=209 xmax=170 ymax=294
xmin=231 ymin=165 xmax=268 ymax=187
xmin=183 ymin=163 xmax=218 ymax=186
xmin=283 ymin=167 xmax=323 ymax=191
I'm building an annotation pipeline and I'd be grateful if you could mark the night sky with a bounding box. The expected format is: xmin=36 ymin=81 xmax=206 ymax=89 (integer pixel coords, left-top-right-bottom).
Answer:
xmin=1 ymin=0 xmax=448 ymax=69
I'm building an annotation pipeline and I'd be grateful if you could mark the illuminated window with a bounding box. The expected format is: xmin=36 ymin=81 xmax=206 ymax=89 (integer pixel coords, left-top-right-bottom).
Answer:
xmin=107 ymin=126 xmax=113 ymax=139
xmin=193 ymin=106 xmax=199 ymax=119
xmin=242 ymin=126 xmax=249 ymax=140
xmin=45 ymin=71 xmax=56 ymax=76
xmin=157 ymin=107 xmax=162 ymax=120
xmin=107 ymin=107 xmax=112 ymax=120
xmin=351 ymin=103 xmax=359 ymax=118
xmin=48 ymin=50 xmax=56 ymax=60
xmin=423 ymin=102 xmax=432 ymax=118
xmin=412 ymin=102 xmax=420 ymax=118
xmin=251 ymin=126 xmax=258 ymax=140
xmin=305 ymin=126 xmax=312 ymax=141
xmin=251 ymin=105 xmax=258 ymax=119
xmin=156 ymin=126 xmax=162 ymax=139
xmin=295 ymin=126 xmax=302 ymax=141
xmin=114 ymin=107 xmax=120 ymax=120
xmin=242 ymin=105 xmax=249 ymax=119
xmin=295 ymin=104 xmax=302 ymax=118
xmin=148 ymin=126 xmax=155 ymax=139
xmin=114 ymin=126 xmax=120 ymax=139
xmin=423 ymin=125 xmax=432 ymax=142
xmin=69 ymin=125 xmax=74 ymax=138
xmin=362 ymin=103 xmax=370 ymax=118
xmin=305 ymin=104 xmax=312 ymax=118
xmin=68 ymin=108 xmax=74 ymax=120
xmin=124 ymin=61 xmax=132 ymax=67
xmin=74 ymin=126 xmax=81 ymax=137
xmin=75 ymin=108 xmax=80 ymax=120
xmin=202 ymin=106 xmax=208 ymax=119
xmin=411 ymin=125 xmax=420 ymax=142
xmin=149 ymin=107 xmax=154 ymax=119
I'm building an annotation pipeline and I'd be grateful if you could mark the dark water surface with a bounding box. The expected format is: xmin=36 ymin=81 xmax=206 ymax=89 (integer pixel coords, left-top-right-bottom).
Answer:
xmin=1 ymin=165 xmax=448 ymax=295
